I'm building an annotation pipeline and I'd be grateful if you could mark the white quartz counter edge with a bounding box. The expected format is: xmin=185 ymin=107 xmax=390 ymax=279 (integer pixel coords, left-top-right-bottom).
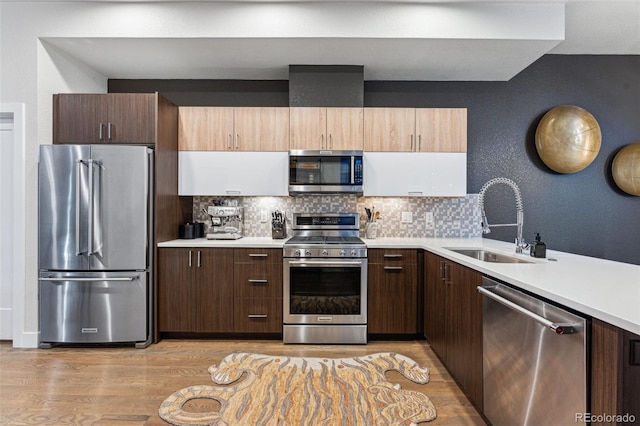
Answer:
xmin=366 ymin=237 xmax=640 ymax=336
xmin=158 ymin=236 xmax=640 ymax=335
xmin=158 ymin=237 xmax=288 ymax=248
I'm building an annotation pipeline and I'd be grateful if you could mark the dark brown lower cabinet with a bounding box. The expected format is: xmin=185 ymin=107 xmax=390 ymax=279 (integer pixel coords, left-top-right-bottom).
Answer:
xmin=424 ymin=251 xmax=483 ymax=411
xmin=158 ymin=247 xmax=233 ymax=333
xmin=233 ymin=248 xmax=283 ymax=333
xmin=591 ymin=319 xmax=640 ymax=425
xmin=159 ymin=247 xmax=284 ymax=335
xmin=368 ymin=249 xmax=418 ymax=334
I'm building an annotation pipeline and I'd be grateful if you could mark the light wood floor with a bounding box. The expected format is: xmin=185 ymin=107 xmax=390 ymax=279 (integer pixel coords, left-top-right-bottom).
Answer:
xmin=0 ymin=339 xmax=486 ymax=425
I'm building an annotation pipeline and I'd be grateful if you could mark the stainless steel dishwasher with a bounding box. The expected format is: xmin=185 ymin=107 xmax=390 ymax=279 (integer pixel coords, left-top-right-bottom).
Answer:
xmin=478 ymin=277 xmax=587 ymax=426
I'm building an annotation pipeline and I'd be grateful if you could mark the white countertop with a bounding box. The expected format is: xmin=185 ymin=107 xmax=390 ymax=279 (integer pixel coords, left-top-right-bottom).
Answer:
xmin=158 ymin=236 xmax=640 ymax=335
xmin=158 ymin=237 xmax=288 ymax=248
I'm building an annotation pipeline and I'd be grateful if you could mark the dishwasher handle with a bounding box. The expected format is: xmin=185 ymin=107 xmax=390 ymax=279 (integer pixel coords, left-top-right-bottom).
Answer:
xmin=477 ymin=286 xmax=576 ymax=335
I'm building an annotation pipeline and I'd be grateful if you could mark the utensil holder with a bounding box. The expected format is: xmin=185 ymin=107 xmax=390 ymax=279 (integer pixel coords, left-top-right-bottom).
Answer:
xmin=365 ymin=222 xmax=377 ymax=239
xmin=272 ymin=217 xmax=287 ymax=239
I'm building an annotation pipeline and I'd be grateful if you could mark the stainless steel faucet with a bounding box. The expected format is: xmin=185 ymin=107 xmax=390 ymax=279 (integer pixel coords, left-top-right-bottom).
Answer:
xmin=478 ymin=177 xmax=526 ymax=254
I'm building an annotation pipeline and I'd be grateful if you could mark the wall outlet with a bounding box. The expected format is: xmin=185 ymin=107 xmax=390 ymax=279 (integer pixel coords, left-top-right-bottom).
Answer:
xmin=401 ymin=211 xmax=413 ymax=223
xmin=260 ymin=210 xmax=268 ymax=223
xmin=425 ymin=211 xmax=434 ymax=228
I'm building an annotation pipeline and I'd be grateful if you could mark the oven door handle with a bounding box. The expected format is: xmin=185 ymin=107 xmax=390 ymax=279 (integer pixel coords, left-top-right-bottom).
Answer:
xmin=287 ymin=260 xmax=363 ymax=267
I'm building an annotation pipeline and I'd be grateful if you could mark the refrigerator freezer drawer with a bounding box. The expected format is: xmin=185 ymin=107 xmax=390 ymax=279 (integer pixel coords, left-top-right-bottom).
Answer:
xmin=39 ymin=271 xmax=148 ymax=344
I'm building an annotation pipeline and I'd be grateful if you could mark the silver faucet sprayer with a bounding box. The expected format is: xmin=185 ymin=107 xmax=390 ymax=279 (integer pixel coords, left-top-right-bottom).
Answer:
xmin=478 ymin=177 xmax=526 ymax=254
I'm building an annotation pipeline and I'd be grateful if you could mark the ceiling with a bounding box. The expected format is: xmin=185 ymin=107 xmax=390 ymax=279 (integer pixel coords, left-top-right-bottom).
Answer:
xmin=37 ymin=1 xmax=640 ymax=81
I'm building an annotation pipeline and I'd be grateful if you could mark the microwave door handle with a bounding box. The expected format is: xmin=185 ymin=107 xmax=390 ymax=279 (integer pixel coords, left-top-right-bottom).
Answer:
xmin=351 ymin=156 xmax=355 ymax=184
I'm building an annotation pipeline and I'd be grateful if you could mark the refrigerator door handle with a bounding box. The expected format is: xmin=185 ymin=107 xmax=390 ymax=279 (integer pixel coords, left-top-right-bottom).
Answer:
xmin=40 ymin=276 xmax=137 ymax=282
xmin=87 ymin=159 xmax=103 ymax=257
xmin=87 ymin=159 xmax=94 ymax=256
xmin=75 ymin=160 xmax=85 ymax=256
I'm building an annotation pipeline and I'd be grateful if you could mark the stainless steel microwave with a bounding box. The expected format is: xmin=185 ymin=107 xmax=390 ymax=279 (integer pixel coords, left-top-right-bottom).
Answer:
xmin=288 ymin=150 xmax=363 ymax=194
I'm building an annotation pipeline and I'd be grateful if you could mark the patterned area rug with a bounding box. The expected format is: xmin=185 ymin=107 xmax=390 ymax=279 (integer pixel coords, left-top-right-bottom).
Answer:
xmin=159 ymin=352 xmax=437 ymax=426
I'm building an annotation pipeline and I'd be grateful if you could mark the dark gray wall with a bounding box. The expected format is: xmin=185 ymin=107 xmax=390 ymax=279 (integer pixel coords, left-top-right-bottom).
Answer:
xmin=289 ymin=65 xmax=364 ymax=107
xmin=110 ymin=55 xmax=640 ymax=265
xmin=108 ymin=79 xmax=289 ymax=106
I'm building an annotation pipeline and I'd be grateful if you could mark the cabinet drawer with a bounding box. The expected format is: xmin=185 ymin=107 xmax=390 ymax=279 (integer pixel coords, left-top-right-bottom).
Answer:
xmin=234 ymin=299 xmax=283 ymax=333
xmin=368 ymin=248 xmax=417 ymax=264
xmin=234 ymin=248 xmax=282 ymax=263
xmin=234 ymin=263 xmax=283 ymax=298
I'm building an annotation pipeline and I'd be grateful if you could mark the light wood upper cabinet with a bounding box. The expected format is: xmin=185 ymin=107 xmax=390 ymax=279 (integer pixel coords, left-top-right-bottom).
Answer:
xmin=416 ymin=108 xmax=467 ymax=152
xmin=179 ymin=106 xmax=464 ymax=152
xmin=327 ymin=108 xmax=364 ymax=150
xmin=289 ymin=108 xmax=326 ymax=149
xmin=234 ymin=107 xmax=289 ymax=151
xmin=364 ymin=108 xmax=416 ymax=152
xmin=179 ymin=107 xmax=233 ymax=151
xmin=364 ymin=107 xmax=467 ymax=152
xmin=290 ymin=107 xmax=363 ymax=150
xmin=178 ymin=107 xmax=289 ymax=151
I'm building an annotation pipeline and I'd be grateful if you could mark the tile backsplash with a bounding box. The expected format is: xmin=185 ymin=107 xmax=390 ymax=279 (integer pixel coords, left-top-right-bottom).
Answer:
xmin=192 ymin=195 xmax=482 ymax=239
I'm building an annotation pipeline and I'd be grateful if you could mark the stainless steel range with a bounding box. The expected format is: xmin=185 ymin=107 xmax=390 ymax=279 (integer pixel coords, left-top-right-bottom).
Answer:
xmin=283 ymin=212 xmax=367 ymax=344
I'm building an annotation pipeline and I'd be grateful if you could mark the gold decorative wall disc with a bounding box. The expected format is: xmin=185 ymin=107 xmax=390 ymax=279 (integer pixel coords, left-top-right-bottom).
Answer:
xmin=535 ymin=105 xmax=602 ymax=174
xmin=612 ymin=142 xmax=640 ymax=195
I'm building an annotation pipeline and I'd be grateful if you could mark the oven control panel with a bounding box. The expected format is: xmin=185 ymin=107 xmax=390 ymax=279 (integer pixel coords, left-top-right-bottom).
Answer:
xmin=285 ymin=247 xmax=367 ymax=258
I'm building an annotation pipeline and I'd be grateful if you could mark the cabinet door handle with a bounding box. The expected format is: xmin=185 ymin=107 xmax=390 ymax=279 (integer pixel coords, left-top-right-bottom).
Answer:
xmin=329 ymin=134 xmax=333 ymax=149
xmin=439 ymin=260 xmax=446 ymax=280
xmin=383 ymin=254 xmax=403 ymax=258
xmin=248 ymin=253 xmax=268 ymax=257
xmin=248 ymin=279 xmax=268 ymax=284
xmin=197 ymin=250 xmax=201 ymax=268
xmin=227 ymin=134 xmax=231 ymax=150
xmin=418 ymin=135 xmax=422 ymax=151
xmin=248 ymin=314 xmax=268 ymax=319
xmin=321 ymin=134 xmax=325 ymax=149
xmin=410 ymin=134 xmax=414 ymax=151
xmin=384 ymin=266 xmax=403 ymax=271
xmin=107 ymin=122 xmax=112 ymax=140
xmin=98 ymin=123 xmax=104 ymax=140
xmin=188 ymin=250 xmax=192 ymax=268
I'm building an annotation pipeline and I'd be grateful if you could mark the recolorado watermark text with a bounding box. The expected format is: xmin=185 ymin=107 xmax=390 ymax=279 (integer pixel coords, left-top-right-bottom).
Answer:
xmin=576 ymin=413 xmax=636 ymax=423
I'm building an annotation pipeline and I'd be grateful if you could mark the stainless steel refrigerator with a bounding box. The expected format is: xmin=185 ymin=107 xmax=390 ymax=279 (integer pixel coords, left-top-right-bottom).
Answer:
xmin=38 ymin=145 xmax=154 ymax=348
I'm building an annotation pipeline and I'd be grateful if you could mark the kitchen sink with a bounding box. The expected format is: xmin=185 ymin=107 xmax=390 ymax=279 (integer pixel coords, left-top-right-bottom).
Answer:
xmin=445 ymin=248 xmax=534 ymax=264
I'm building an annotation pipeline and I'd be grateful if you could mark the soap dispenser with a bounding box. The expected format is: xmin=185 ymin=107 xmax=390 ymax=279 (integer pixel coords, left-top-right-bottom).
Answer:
xmin=530 ymin=233 xmax=547 ymax=258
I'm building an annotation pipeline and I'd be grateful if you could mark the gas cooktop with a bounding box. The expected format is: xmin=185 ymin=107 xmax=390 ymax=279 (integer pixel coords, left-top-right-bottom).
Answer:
xmin=283 ymin=213 xmax=367 ymax=258
xmin=286 ymin=236 xmax=365 ymax=245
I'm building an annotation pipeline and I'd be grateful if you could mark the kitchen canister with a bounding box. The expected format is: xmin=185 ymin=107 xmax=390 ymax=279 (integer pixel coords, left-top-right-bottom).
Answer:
xmin=193 ymin=221 xmax=205 ymax=238
xmin=179 ymin=223 xmax=195 ymax=239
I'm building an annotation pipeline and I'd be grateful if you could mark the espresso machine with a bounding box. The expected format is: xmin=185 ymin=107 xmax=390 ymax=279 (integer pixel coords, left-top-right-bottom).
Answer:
xmin=205 ymin=205 xmax=244 ymax=240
